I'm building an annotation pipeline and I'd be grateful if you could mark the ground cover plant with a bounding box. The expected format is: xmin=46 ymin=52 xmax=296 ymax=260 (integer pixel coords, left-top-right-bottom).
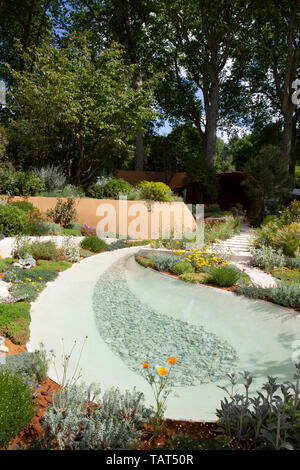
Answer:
xmin=0 ymin=302 xmax=31 ymax=344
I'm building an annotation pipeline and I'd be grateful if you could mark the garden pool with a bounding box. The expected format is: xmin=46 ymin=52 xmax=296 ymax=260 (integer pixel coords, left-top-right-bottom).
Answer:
xmin=28 ymin=248 xmax=300 ymax=421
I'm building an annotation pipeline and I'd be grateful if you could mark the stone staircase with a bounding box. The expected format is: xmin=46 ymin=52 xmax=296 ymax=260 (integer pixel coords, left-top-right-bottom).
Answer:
xmin=209 ymin=224 xmax=254 ymax=262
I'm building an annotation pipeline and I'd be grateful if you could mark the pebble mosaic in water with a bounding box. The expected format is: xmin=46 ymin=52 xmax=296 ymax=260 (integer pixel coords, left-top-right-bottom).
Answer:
xmin=93 ymin=255 xmax=238 ymax=386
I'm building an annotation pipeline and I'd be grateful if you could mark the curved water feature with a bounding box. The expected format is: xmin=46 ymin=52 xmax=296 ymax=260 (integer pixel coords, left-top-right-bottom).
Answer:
xmin=28 ymin=248 xmax=300 ymax=421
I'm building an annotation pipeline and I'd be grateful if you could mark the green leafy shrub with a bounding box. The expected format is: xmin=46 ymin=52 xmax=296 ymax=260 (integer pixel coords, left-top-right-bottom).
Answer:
xmin=149 ymin=253 xmax=180 ymax=271
xmin=80 ymin=236 xmax=107 ymax=252
xmin=288 ymin=257 xmax=300 ymax=269
xmin=4 ymin=267 xmax=58 ymax=283
xmin=271 ymin=268 xmax=300 ymax=283
xmin=85 ymin=183 xmax=106 ymax=199
xmin=103 ymin=178 xmax=132 ymax=199
xmin=11 ymin=236 xmax=32 ymax=259
xmin=272 ymin=223 xmax=300 ymax=257
xmin=0 ymin=257 xmax=15 ymax=273
xmin=170 ymin=261 xmax=194 ymax=275
xmin=0 ymin=346 xmax=50 ymax=383
xmin=36 ymin=260 xmax=72 ymax=272
xmin=216 ymin=368 xmax=300 ymax=450
xmin=135 ymin=256 xmax=154 ymax=268
xmin=0 ymin=369 xmax=36 ymax=447
xmin=29 ymin=241 xmax=59 ymax=261
xmin=179 ymin=272 xmax=213 ymax=284
xmin=250 ymin=245 xmax=286 ymax=272
xmin=137 ymin=181 xmax=173 ymax=202
xmin=60 ymin=184 xmax=85 ymax=198
xmin=46 ymin=198 xmax=78 ymax=228
xmin=79 ymin=249 xmax=93 ymax=258
xmin=278 ymin=199 xmax=300 ymax=225
xmin=9 ymin=201 xmax=35 ymax=214
xmin=0 ymin=302 xmax=31 ymax=344
xmin=61 ymin=228 xmax=82 ymax=236
xmin=210 ymin=265 xmax=240 ymax=287
xmin=61 ymin=237 xmax=81 ymax=262
xmin=9 ymin=281 xmax=45 ymax=302
xmin=234 ymin=282 xmax=300 ymax=310
xmin=65 ymin=222 xmax=82 ymax=232
xmin=40 ymin=383 xmax=153 ymax=450
xmin=105 ymin=240 xmax=128 ymax=251
xmin=0 ymin=205 xmax=28 ymax=236
xmin=5 ymin=317 xmax=32 ymax=343
xmin=14 ymin=171 xmax=46 ymax=196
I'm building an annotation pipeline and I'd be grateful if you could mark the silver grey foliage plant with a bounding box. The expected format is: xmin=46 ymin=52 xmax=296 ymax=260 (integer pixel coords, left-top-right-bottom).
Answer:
xmin=41 ymin=383 xmax=153 ymax=450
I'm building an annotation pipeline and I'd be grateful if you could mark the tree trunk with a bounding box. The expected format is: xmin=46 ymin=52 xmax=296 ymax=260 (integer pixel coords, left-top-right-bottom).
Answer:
xmin=132 ymin=71 xmax=144 ymax=171
xmin=134 ymin=131 xmax=144 ymax=170
xmin=203 ymin=78 xmax=219 ymax=168
xmin=282 ymin=110 xmax=294 ymax=174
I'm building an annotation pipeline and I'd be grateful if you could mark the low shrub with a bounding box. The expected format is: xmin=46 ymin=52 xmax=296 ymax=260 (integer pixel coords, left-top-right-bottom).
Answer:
xmin=9 ymin=201 xmax=35 ymax=214
xmin=85 ymin=183 xmax=106 ymax=199
xmin=0 ymin=369 xmax=36 ymax=447
xmin=5 ymin=317 xmax=31 ymax=343
xmin=65 ymin=222 xmax=82 ymax=232
xmin=80 ymin=236 xmax=107 ymax=253
xmin=137 ymin=181 xmax=173 ymax=202
xmin=0 ymin=257 xmax=15 ymax=273
xmin=135 ymin=256 xmax=154 ymax=268
xmin=29 ymin=241 xmax=59 ymax=261
xmin=250 ymin=245 xmax=286 ymax=272
xmin=61 ymin=228 xmax=82 ymax=236
xmin=40 ymin=383 xmax=152 ymax=450
xmin=149 ymin=253 xmax=180 ymax=271
xmin=170 ymin=261 xmax=194 ymax=276
xmin=46 ymin=198 xmax=78 ymax=228
xmin=210 ymin=265 xmax=241 ymax=287
xmin=0 ymin=346 xmax=50 ymax=383
xmin=60 ymin=184 xmax=85 ymax=198
xmin=105 ymin=240 xmax=128 ymax=251
xmin=14 ymin=171 xmax=46 ymax=196
xmin=36 ymin=260 xmax=72 ymax=272
xmin=9 ymin=281 xmax=45 ymax=303
xmin=40 ymin=222 xmax=62 ymax=235
xmin=0 ymin=302 xmax=31 ymax=344
xmin=0 ymin=205 xmax=28 ymax=236
xmin=272 ymin=223 xmax=300 ymax=257
xmin=179 ymin=272 xmax=213 ymax=284
xmin=288 ymin=257 xmax=300 ymax=269
xmin=4 ymin=267 xmax=58 ymax=283
xmin=61 ymin=237 xmax=81 ymax=262
xmin=234 ymin=282 xmax=300 ymax=310
xmin=271 ymin=267 xmax=300 ymax=283
xmin=23 ymin=208 xmax=52 ymax=236
xmin=11 ymin=236 xmax=32 ymax=259
xmin=79 ymin=249 xmax=93 ymax=258
xmin=103 ymin=178 xmax=132 ymax=199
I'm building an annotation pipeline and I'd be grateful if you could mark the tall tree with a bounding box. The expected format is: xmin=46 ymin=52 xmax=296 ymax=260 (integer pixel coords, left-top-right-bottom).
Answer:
xmin=152 ymin=0 xmax=248 ymax=167
xmin=64 ymin=0 xmax=158 ymax=170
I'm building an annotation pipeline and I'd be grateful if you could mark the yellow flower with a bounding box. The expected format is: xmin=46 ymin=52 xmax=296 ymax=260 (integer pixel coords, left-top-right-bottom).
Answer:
xmin=158 ymin=367 xmax=167 ymax=376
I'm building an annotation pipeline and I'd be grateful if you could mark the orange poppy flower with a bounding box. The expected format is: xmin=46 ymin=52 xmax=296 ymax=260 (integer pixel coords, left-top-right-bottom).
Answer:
xmin=167 ymin=357 xmax=177 ymax=365
xmin=158 ymin=367 xmax=167 ymax=376
xmin=143 ymin=362 xmax=149 ymax=369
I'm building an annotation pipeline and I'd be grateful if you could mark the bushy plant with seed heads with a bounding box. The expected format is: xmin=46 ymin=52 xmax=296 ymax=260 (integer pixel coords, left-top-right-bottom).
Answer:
xmin=40 ymin=383 xmax=153 ymax=450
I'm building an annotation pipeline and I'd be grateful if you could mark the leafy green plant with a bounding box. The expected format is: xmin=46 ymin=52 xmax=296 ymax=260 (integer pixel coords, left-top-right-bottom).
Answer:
xmin=105 ymin=240 xmax=128 ymax=251
xmin=0 ymin=205 xmax=28 ymax=236
xmin=0 ymin=369 xmax=36 ymax=447
xmin=46 ymin=198 xmax=78 ymax=228
xmin=79 ymin=249 xmax=93 ymax=258
xmin=250 ymin=245 xmax=286 ymax=272
xmin=170 ymin=261 xmax=194 ymax=275
xmin=40 ymin=383 xmax=153 ymax=450
xmin=80 ymin=236 xmax=107 ymax=252
xmin=103 ymin=178 xmax=132 ymax=199
xmin=216 ymin=363 xmax=300 ymax=450
xmin=9 ymin=201 xmax=35 ymax=214
xmin=234 ymin=282 xmax=300 ymax=310
xmin=9 ymin=281 xmax=45 ymax=302
xmin=36 ymin=260 xmax=72 ymax=272
xmin=135 ymin=256 xmax=154 ymax=268
xmin=60 ymin=184 xmax=85 ymax=198
xmin=149 ymin=253 xmax=181 ymax=271
xmin=179 ymin=272 xmax=213 ymax=284
xmin=28 ymin=241 xmax=59 ymax=261
xmin=61 ymin=228 xmax=82 ymax=236
xmin=272 ymin=223 xmax=300 ymax=257
xmin=4 ymin=267 xmax=58 ymax=283
xmin=85 ymin=183 xmax=106 ymax=199
xmin=271 ymin=268 xmax=300 ymax=283
xmin=137 ymin=181 xmax=173 ymax=202
xmin=210 ymin=265 xmax=241 ymax=287
xmin=61 ymin=237 xmax=81 ymax=262
xmin=0 ymin=302 xmax=31 ymax=344
xmin=0 ymin=257 xmax=15 ymax=273
xmin=0 ymin=344 xmax=50 ymax=383
xmin=14 ymin=171 xmax=46 ymax=196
